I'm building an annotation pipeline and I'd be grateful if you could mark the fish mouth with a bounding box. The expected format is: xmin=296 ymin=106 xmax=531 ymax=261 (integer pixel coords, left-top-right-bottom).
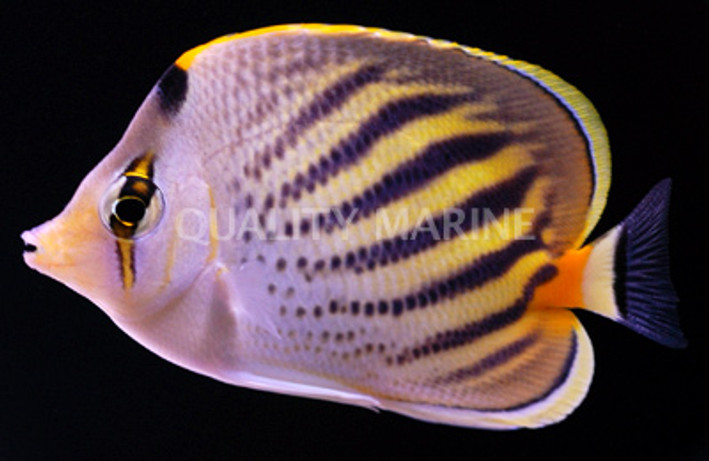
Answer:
xmin=21 ymin=230 xmax=39 ymax=253
xmin=21 ymin=229 xmax=63 ymax=270
xmin=21 ymin=230 xmax=41 ymax=268
xmin=23 ymin=238 xmax=38 ymax=253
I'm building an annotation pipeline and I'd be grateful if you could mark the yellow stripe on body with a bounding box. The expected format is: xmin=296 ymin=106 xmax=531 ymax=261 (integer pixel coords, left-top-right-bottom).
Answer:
xmin=275 ymin=82 xmax=479 ymax=202
xmin=392 ymin=249 xmax=549 ymax=357
xmin=158 ymin=200 xmax=215 ymax=291
xmin=310 ymin=143 xmax=540 ymax=267
xmin=158 ymin=187 xmax=217 ymax=291
xmin=286 ymin=102 xmax=502 ymax=210
xmin=160 ymin=233 xmax=178 ymax=291
xmin=374 ymin=171 xmax=549 ymax=296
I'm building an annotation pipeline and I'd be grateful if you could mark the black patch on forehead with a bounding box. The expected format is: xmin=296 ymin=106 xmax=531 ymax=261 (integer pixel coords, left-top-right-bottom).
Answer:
xmin=157 ymin=64 xmax=188 ymax=115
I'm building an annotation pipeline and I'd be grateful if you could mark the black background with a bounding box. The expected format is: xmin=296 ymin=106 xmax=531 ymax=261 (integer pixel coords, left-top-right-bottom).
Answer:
xmin=2 ymin=2 xmax=707 ymax=460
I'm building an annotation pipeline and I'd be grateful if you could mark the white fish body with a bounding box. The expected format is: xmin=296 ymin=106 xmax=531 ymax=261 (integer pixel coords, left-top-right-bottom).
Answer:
xmin=22 ymin=24 xmax=685 ymax=429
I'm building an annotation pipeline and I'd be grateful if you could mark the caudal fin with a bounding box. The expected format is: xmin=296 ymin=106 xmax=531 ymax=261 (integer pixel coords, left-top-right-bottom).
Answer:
xmin=581 ymin=179 xmax=687 ymax=348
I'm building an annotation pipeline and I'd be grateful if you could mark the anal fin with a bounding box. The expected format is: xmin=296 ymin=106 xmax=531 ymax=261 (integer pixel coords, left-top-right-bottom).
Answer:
xmin=379 ymin=310 xmax=593 ymax=429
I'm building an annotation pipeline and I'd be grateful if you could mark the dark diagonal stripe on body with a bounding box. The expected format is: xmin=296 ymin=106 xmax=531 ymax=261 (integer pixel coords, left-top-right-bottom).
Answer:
xmin=432 ymin=332 xmax=540 ymax=385
xmin=310 ymin=132 xmax=512 ymax=232
xmin=310 ymin=165 xmax=538 ymax=277
xmin=280 ymin=64 xmax=386 ymax=153
xmin=253 ymin=64 xmax=386 ymax=180
xmin=393 ymin=264 xmax=558 ymax=365
xmin=482 ymin=330 xmax=579 ymax=412
xmin=320 ymin=214 xmax=551 ymax=324
xmin=280 ymin=91 xmax=478 ymax=203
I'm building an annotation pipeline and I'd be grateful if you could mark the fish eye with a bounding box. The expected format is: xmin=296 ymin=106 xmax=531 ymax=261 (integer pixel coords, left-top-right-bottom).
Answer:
xmin=100 ymin=176 xmax=165 ymax=239
xmin=113 ymin=196 xmax=147 ymax=225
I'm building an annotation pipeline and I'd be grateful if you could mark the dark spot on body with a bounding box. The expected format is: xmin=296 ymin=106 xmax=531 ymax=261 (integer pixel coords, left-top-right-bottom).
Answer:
xmin=264 ymin=194 xmax=274 ymax=209
xmin=330 ymin=256 xmax=341 ymax=270
xmin=300 ymin=220 xmax=311 ymax=234
xmin=378 ymin=300 xmax=389 ymax=315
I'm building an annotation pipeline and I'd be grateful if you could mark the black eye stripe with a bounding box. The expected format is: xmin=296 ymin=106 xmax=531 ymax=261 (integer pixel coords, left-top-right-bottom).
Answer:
xmin=100 ymin=153 xmax=164 ymax=290
xmin=108 ymin=152 xmax=159 ymax=239
xmin=118 ymin=177 xmax=156 ymax=207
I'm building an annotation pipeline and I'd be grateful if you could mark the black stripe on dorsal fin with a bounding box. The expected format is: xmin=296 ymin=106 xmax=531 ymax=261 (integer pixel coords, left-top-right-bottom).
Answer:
xmin=157 ymin=64 xmax=188 ymax=115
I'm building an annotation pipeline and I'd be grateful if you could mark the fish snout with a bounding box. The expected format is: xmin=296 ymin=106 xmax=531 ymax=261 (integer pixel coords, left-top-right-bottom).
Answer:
xmin=20 ymin=222 xmax=74 ymax=271
xmin=20 ymin=220 xmax=112 ymax=299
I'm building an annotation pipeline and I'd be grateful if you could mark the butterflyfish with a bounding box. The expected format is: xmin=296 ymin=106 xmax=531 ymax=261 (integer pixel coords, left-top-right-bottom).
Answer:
xmin=21 ymin=24 xmax=686 ymax=429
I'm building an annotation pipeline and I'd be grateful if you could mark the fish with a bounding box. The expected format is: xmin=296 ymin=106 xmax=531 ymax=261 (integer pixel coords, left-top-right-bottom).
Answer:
xmin=21 ymin=24 xmax=686 ymax=429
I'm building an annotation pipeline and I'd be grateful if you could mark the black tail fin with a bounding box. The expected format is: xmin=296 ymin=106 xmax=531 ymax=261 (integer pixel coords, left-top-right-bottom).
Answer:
xmin=615 ymin=179 xmax=686 ymax=348
xmin=582 ymin=179 xmax=687 ymax=348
